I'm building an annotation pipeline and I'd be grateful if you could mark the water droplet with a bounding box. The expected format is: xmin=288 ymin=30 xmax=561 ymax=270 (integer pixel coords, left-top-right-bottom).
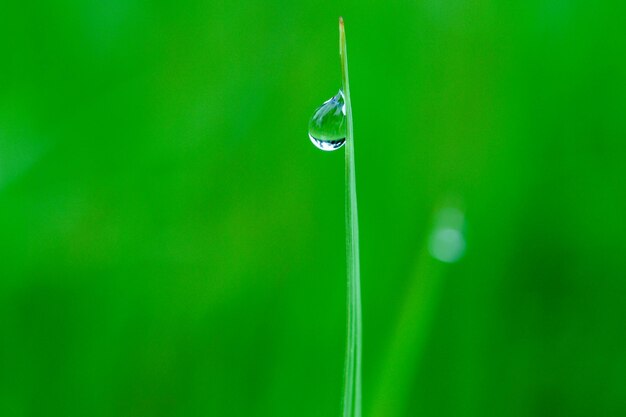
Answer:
xmin=428 ymin=207 xmax=466 ymax=263
xmin=308 ymin=90 xmax=346 ymax=151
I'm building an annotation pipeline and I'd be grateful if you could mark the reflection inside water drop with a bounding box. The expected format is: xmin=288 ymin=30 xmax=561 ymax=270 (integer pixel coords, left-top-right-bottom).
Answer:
xmin=308 ymin=90 xmax=346 ymax=151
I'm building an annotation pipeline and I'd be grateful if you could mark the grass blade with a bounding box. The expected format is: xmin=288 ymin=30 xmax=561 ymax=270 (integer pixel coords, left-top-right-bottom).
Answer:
xmin=339 ymin=17 xmax=362 ymax=417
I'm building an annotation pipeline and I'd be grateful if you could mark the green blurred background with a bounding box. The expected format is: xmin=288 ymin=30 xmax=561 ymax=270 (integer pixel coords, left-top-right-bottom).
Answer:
xmin=2 ymin=0 xmax=626 ymax=416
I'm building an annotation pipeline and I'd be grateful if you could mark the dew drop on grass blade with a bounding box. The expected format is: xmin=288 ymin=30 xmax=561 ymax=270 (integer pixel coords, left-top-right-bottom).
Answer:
xmin=306 ymin=17 xmax=362 ymax=417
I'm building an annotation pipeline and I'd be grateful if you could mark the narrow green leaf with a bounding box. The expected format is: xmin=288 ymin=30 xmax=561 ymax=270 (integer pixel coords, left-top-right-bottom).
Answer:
xmin=339 ymin=17 xmax=362 ymax=417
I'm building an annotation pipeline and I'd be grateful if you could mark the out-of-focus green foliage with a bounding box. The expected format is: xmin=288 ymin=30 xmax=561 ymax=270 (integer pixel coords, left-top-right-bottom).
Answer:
xmin=1 ymin=1 xmax=625 ymax=416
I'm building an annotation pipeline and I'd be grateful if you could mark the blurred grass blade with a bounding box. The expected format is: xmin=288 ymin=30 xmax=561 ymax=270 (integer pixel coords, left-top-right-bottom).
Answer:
xmin=340 ymin=17 xmax=362 ymax=417
xmin=372 ymin=250 xmax=444 ymax=417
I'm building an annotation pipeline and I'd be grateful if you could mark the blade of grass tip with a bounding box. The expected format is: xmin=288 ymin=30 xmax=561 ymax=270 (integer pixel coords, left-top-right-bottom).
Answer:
xmin=339 ymin=17 xmax=362 ymax=417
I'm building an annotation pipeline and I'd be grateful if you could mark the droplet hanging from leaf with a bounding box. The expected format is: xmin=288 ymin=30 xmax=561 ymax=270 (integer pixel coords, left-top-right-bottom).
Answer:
xmin=308 ymin=90 xmax=346 ymax=151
